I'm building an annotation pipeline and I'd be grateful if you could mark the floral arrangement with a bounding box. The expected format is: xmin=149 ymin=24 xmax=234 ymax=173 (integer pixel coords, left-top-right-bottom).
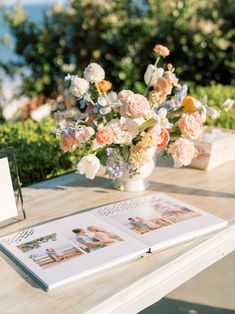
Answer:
xmin=53 ymin=44 xmax=233 ymax=180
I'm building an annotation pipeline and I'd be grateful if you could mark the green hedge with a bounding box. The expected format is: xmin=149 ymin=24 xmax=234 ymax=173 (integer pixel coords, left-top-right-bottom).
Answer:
xmin=0 ymin=118 xmax=75 ymax=186
xmin=0 ymin=84 xmax=234 ymax=186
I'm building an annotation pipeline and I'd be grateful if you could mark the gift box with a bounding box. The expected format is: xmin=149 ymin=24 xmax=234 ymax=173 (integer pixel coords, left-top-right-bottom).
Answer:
xmin=190 ymin=127 xmax=235 ymax=170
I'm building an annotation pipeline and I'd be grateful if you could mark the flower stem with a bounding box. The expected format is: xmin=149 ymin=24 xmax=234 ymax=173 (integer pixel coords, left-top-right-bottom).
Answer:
xmin=86 ymin=96 xmax=96 ymax=106
xmin=138 ymin=118 xmax=157 ymax=133
xmin=95 ymin=82 xmax=102 ymax=96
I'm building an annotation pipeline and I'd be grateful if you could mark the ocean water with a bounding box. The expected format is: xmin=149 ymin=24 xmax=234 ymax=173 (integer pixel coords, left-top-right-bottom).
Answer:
xmin=0 ymin=4 xmax=52 ymax=63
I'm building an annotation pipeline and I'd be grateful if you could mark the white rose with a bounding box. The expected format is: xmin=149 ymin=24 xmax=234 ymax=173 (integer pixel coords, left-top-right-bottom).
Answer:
xmin=84 ymin=63 xmax=105 ymax=83
xmin=70 ymin=76 xmax=89 ymax=97
xmin=144 ymin=65 xmax=164 ymax=86
xmin=77 ymin=154 xmax=100 ymax=179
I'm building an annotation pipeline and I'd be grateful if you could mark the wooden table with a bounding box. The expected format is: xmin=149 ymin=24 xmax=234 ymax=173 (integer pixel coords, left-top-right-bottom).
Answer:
xmin=0 ymin=159 xmax=235 ymax=314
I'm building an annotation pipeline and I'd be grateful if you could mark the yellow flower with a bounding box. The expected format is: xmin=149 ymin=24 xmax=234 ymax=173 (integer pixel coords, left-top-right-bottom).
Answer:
xmin=182 ymin=96 xmax=197 ymax=113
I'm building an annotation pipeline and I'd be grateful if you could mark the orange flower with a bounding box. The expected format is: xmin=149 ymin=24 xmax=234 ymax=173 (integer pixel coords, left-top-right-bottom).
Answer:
xmin=182 ymin=96 xmax=197 ymax=113
xmin=97 ymin=80 xmax=112 ymax=94
xmin=96 ymin=128 xmax=113 ymax=145
xmin=153 ymin=44 xmax=170 ymax=57
xmin=156 ymin=127 xmax=170 ymax=151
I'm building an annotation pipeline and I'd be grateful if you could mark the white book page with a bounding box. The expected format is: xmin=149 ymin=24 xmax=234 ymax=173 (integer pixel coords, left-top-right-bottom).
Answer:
xmin=0 ymin=157 xmax=18 ymax=222
xmin=93 ymin=193 xmax=227 ymax=249
xmin=0 ymin=212 xmax=147 ymax=289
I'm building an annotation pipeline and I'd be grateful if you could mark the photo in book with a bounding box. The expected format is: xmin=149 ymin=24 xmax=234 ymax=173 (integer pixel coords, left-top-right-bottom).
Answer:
xmin=122 ymin=204 xmax=201 ymax=235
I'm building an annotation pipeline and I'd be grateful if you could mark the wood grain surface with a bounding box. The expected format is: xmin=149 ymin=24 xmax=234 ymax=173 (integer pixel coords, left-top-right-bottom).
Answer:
xmin=0 ymin=159 xmax=234 ymax=314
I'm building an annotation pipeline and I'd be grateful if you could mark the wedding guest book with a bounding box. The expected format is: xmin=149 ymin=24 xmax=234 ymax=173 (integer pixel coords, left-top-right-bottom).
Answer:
xmin=0 ymin=193 xmax=227 ymax=291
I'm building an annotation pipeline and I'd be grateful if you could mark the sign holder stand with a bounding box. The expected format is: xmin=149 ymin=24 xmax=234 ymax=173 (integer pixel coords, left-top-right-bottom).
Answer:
xmin=0 ymin=147 xmax=26 ymax=229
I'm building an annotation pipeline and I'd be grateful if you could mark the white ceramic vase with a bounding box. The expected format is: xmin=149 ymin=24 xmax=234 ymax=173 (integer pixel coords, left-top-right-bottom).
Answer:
xmin=113 ymin=154 xmax=156 ymax=192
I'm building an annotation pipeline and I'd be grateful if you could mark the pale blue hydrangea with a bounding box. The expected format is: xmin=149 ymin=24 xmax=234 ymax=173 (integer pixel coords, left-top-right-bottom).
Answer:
xmin=106 ymin=148 xmax=125 ymax=179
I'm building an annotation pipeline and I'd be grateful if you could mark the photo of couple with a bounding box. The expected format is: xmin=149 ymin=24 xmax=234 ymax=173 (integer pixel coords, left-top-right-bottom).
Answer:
xmin=17 ymin=225 xmax=124 ymax=269
xmin=71 ymin=226 xmax=123 ymax=253
xmin=17 ymin=233 xmax=84 ymax=269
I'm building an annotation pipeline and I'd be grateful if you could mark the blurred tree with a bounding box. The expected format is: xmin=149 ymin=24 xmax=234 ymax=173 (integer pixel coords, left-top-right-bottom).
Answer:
xmin=0 ymin=0 xmax=234 ymax=98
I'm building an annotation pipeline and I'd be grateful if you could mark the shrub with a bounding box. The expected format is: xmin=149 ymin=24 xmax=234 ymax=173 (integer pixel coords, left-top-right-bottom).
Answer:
xmin=0 ymin=118 xmax=75 ymax=186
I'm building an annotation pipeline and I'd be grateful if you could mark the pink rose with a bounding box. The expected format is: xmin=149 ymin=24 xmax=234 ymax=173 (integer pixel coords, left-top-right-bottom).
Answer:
xmin=178 ymin=113 xmax=202 ymax=140
xmin=169 ymin=138 xmax=196 ymax=168
xmin=117 ymin=90 xmax=134 ymax=103
xmin=153 ymin=44 xmax=170 ymax=57
xmin=60 ymin=130 xmax=78 ymax=152
xmin=120 ymin=93 xmax=150 ymax=118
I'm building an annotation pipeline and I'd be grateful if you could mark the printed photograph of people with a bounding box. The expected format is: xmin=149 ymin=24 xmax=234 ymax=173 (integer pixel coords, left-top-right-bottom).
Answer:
xmin=154 ymin=199 xmax=201 ymax=223
xmin=71 ymin=226 xmax=123 ymax=253
xmin=160 ymin=206 xmax=200 ymax=223
xmin=17 ymin=233 xmax=85 ymax=269
xmin=112 ymin=199 xmax=201 ymax=235
xmin=127 ymin=216 xmax=172 ymax=235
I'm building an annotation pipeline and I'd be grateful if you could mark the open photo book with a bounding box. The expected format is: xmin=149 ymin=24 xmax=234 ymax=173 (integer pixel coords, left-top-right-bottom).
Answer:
xmin=0 ymin=193 xmax=227 ymax=291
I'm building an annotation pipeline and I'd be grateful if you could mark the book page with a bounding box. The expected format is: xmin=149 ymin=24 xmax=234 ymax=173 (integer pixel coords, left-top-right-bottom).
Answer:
xmin=0 ymin=157 xmax=18 ymax=222
xmin=94 ymin=193 xmax=227 ymax=249
xmin=0 ymin=211 xmax=147 ymax=289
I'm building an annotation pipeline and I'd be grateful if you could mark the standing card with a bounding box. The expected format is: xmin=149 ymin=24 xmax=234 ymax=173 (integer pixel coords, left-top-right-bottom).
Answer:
xmin=0 ymin=157 xmax=18 ymax=222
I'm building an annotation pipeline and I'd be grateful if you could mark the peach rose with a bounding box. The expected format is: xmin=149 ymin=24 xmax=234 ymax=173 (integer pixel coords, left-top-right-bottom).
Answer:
xmin=153 ymin=44 xmax=170 ymax=57
xmin=119 ymin=93 xmax=150 ymax=118
xmin=96 ymin=128 xmax=113 ymax=145
xmin=178 ymin=113 xmax=202 ymax=140
xmin=169 ymin=138 xmax=196 ymax=168
xmin=155 ymin=77 xmax=172 ymax=98
xmin=156 ymin=127 xmax=170 ymax=152
xmin=98 ymin=80 xmax=112 ymax=94
xmin=117 ymin=90 xmax=134 ymax=103
xmin=60 ymin=130 xmax=78 ymax=152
